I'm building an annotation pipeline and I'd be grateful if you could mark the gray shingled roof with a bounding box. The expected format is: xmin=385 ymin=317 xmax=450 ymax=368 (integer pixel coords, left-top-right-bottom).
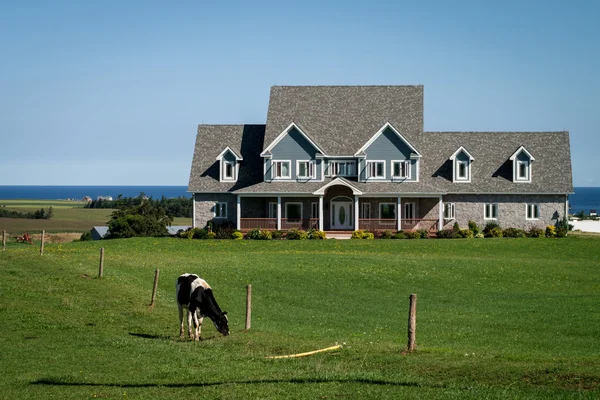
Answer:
xmin=264 ymin=86 xmax=424 ymax=155
xmin=187 ymin=125 xmax=265 ymax=192
xmin=188 ymin=86 xmax=573 ymax=195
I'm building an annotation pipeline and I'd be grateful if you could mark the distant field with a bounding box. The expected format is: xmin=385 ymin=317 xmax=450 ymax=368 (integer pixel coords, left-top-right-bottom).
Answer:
xmin=0 ymin=200 xmax=191 ymax=235
xmin=1 ymin=237 xmax=599 ymax=398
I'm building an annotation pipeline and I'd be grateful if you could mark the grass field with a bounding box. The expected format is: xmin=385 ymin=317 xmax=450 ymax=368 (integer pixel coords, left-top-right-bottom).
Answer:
xmin=0 ymin=200 xmax=191 ymax=235
xmin=1 ymin=237 xmax=599 ymax=399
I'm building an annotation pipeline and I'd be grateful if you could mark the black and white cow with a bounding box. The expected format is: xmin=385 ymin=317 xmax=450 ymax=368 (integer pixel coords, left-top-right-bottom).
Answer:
xmin=176 ymin=273 xmax=229 ymax=341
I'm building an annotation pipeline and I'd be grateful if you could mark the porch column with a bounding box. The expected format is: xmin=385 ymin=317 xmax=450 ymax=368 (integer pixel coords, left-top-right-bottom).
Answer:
xmin=438 ymin=196 xmax=443 ymax=230
xmin=354 ymin=195 xmax=359 ymax=230
xmin=236 ymin=195 xmax=241 ymax=230
xmin=277 ymin=196 xmax=282 ymax=231
xmin=318 ymin=195 xmax=324 ymax=231
xmin=397 ymin=196 xmax=402 ymax=231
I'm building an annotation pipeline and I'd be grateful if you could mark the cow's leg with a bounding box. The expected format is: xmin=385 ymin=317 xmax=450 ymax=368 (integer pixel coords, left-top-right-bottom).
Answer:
xmin=197 ymin=314 xmax=204 ymax=341
xmin=178 ymin=304 xmax=185 ymax=339
xmin=187 ymin=309 xmax=194 ymax=339
xmin=192 ymin=311 xmax=202 ymax=341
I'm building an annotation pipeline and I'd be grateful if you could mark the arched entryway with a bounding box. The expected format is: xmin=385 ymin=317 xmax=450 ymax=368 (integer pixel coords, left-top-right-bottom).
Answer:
xmin=330 ymin=196 xmax=353 ymax=230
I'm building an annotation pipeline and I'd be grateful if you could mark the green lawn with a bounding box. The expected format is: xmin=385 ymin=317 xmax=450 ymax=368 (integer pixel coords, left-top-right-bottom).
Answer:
xmin=1 ymin=238 xmax=599 ymax=399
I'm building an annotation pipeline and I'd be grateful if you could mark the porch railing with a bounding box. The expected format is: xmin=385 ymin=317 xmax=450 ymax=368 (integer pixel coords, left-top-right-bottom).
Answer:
xmin=240 ymin=218 xmax=319 ymax=231
xmin=359 ymin=218 xmax=439 ymax=232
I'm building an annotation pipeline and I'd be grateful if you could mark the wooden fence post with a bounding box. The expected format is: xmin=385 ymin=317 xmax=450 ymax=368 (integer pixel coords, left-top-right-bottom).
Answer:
xmin=150 ymin=269 xmax=160 ymax=307
xmin=2 ymin=230 xmax=5 ymax=251
xmin=245 ymin=284 xmax=252 ymax=330
xmin=40 ymin=230 xmax=45 ymax=255
xmin=408 ymin=293 xmax=417 ymax=352
xmin=98 ymin=248 xmax=105 ymax=278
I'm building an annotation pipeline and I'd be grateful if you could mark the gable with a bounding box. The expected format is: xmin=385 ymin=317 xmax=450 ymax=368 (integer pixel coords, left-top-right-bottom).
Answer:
xmin=357 ymin=123 xmax=421 ymax=159
xmin=270 ymin=127 xmax=320 ymax=160
xmin=261 ymin=123 xmax=323 ymax=157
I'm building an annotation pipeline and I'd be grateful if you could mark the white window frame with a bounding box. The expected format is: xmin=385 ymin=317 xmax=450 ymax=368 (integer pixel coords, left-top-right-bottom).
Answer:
xmin=360 ymin=203 xmax=371 ymax=219
xmin=379 ymin=203 xmax=396 ymax=220
xmin=214 ymin=202 xmax=227 ymax=219
xmin=296 ymin=160 xmax=315 ymax=179
xmin=526 ymin=203 xmax=540 ymax=220
xmin=222 ymin=160 xmax=236 ymax=181
xmin=366 ymin=160 xmax=385 ymax=179
xmin=516 ymin=160 xmax=530 ymax=181
xmin=272 ymin=160 xmax=291 ymax=179
xmin=268 ymin=202 xmax=278 ymax=218
xmin=391 ymin=160 xmax=411 ymax=179
xmin=285 ymin=202 xmax=303 ymax=220
xmin=484 ymin=203 xmax=498 ymax=220
xmin=327 ymin=160 xmax=356 ymax=177
xmin=311 ymin=202 xmax=319 ymax=219
xmin=456 ymin=160 xmax=469 ymax=181
xmin=443 ymin=203 xmax=455 ymax=220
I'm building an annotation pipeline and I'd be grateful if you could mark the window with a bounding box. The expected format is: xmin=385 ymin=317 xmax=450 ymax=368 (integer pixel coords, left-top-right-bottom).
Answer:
xmin=360 ymin=203 xmax=371 ymax=219
xmin=380 ymin=203 xmax=396 ymax=219
xmin=297 ymin=160 xmax=315 ymax=179
xmin=444 ymin=203 xmax=455 ymax=220
xmin=273 ymin=160 xmax=291 ymax=179
xmin=404 ymin=202 xmax=415 ymax=220
xmin=223 ymin=161 xmax=235 ymax=180
xmin=457 ymin=161 xmax=468 ymax=180
xmin=286 ymin=202 xmax=302 ymax=220
xmin=484 ymin=203 xmax=498 ymax=220
xmin=367 ymin=161 xmax=385 ymax=179
xmin=215 ymin=202 xmax=227 ymax=219
xmin=391 ymin=161 xmax=411 ymax=179
xmin=526 ymin=203 xmax=540 ymax=220
xmin=328 ymin=160 xmax=356 ymax=177
xmin=311 ymin=202 xmax=319 ymax=219
xmin=517 ymin=160 xmax=529 ymax=181
xmin=268 ymin=202 xmax=278 ymax=218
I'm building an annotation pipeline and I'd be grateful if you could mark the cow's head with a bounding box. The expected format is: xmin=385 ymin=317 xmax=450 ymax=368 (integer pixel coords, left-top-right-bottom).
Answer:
xmin=214 ymin=311 xmax=229 ymax=336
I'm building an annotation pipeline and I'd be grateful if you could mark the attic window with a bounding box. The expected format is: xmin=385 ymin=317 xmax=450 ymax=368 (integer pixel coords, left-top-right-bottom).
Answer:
xmin=449 ymin=147 xmax=473 ymax=183
xmin=223 ymin=161 xmax=235 ymax=180
xmin=510 ymin=146 xmax=534 ymax=183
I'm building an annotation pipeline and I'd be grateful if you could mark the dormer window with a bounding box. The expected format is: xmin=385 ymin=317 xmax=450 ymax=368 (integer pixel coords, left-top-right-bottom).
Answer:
xmin=510 ymin=146 xmax=534 ymax=183
xmin=449 ymin=146 xmax=474 ymax=183
xmin=297 ymin=160 xmax=315 ymax=179
xmin=216 ymin=146 xmax=242 ymax=182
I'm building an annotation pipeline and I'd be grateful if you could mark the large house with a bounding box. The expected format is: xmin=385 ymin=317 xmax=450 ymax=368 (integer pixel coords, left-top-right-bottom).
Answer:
xmin=188 ymin=86 xmax=572 ymax=233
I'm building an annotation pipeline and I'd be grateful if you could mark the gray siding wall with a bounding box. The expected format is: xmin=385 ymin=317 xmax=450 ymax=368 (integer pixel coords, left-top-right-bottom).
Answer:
xmin=361 ymin=127 xmax=418 ymax=181
xmin=193 ymin=193 xmax=237 ymax=228
xmin=441 ymin=194 xmax=567 ymax=230
xmin=265 ymin=128 xmax=321 ymax=181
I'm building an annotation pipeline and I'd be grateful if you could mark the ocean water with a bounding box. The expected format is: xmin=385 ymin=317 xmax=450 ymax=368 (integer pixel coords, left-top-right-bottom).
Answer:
xmin=0 ymin=186 xmax=598 ymax=214
xmin=0 ymin=186 xmax=190 ymax=200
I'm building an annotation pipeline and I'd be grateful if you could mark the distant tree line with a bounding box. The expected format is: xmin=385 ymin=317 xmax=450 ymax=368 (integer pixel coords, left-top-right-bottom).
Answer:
xmin=85 ymin=194 xmax=192 ymax=218
xmin=0 ymin=206 xmax=53 ymax=219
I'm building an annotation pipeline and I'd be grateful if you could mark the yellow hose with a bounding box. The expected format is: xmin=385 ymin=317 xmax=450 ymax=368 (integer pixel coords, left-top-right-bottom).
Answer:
xmin=265 ymin=344 xmax=342 ymax=359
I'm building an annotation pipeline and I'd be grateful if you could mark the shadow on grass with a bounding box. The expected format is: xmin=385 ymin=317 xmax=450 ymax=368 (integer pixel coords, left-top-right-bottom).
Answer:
xmin=128 ymin=332 xmax=218 ymax=341
xmin=32 ymin=377 xmax=443 ymax=389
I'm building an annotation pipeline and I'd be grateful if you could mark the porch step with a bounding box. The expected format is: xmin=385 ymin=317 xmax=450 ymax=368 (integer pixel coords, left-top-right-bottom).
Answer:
xmin=326 ymin=232 xmax=353 ymax=240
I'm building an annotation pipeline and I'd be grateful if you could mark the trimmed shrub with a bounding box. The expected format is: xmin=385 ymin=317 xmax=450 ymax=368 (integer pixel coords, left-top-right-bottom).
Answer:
xmin=351 ymin=230 xmax=365 ymax=239
xmin=363 ymin=232 xmax=375 ymax=240
xmin=556 ymin=228 xmax=568 ymax=238
xmin=528 ymin=227 xmax=545 ymax=238
xmin=381 ymin=230 xmax=394 ymax=239
xmin=545 ymin=225 xmax=557 ymax=238
xmin=468 ymin=220 xmax=480 ymax=236
xmin=260 ymin=230 xmax=273 ymax=240
xmin=453 ymin=222 xmax=460 ymax=231
xmin=246 ymin=227 xmax=262 ymax=240
xmin=436 ymin=229 xmax=456 ymax=239
xmin=489 ymin=227 xmax=503 ymax=238
xmin=213 ymin=221 xmax=236 ymax=239
xmin=207 ymin=231 xmax=217 ymax=239
xmin=393 ymin=231 xmax=406 ymax=239
xmin=308 ymin=229 xmax=326 ymax=239
xmin=287 ymin=229 xmax=308 ymax=240
xmin=458 ymin=229 xmax=474 ymax=239
xmin=475 ymin=232 xmax=485 ymax=238
xmin=271 ymin=230 xmax=284 ymax=240
xmin=191 ymin=228 xmax=208 ymax=239
xmin=503 ymin=228 xmax=526 ymax=238
xmin=231 ymin=231 xmax=244 ymax=240
xmin=483 ymin=221 xmax=501 ymax=237
xmin=416 ymin=229 xmax=429 ymax=239
xmin=404 ymin=231 xmax=420 ymax=239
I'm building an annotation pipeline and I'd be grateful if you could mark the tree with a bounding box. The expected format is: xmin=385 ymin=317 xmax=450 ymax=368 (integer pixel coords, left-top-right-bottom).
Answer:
xmin=106 ymin=200 xmax=172 ymax=239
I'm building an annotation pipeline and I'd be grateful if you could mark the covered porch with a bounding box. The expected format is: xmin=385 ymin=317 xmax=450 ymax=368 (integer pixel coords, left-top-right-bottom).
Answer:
xmin=236 ymin=180 xmax=444 ymax=233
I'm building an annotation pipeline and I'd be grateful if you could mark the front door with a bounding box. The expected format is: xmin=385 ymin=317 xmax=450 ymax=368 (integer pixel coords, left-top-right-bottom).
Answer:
xmin=331 ymin=201 xmax=353 ymax=230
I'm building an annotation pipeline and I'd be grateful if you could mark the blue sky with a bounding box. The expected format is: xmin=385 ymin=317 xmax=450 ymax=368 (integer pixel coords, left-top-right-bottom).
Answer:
xmin=1 ymin=0 xmax=598 ymax=186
